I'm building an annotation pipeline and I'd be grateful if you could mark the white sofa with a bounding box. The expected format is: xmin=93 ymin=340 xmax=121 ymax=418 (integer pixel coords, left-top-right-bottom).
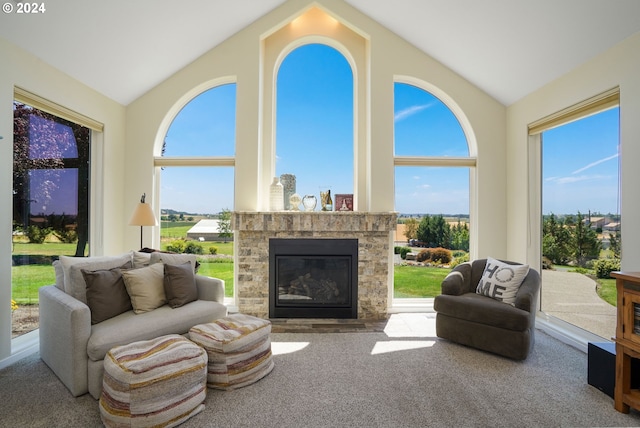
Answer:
xmin=38 ymin=251 xmax=228 ymax=399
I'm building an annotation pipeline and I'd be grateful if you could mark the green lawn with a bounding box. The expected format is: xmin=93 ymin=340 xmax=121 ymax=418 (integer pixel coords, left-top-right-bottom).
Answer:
xmin=393 ymin=265 xmax=450 ymax=298
xmin=596 ymin=277 xmax=616 ymax=306
xmin=11 ymin=264 xmax=55 ymax=305
xmin=196 ymin=258 xmax=234 ymax=297
xmin=11 ymin=235 xmax=615 ymax=307
xmin=160 ymin=221 xmax=197 ymax=238
xmin=13 ymin=242 xmax=78 ymax=257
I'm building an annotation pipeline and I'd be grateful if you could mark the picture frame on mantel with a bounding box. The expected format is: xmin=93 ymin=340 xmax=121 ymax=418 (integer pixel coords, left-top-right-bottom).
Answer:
xmin=335 ymin=194 xmax=353 ymax=211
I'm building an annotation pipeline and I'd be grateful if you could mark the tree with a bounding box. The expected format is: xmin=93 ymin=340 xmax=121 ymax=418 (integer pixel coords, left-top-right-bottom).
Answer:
xmin=450 ymin=220 xmax=469 ymax=251
xmin=403 ymin=218 xmax=418 ymax=242
xmin=217 ymin=208 xmax=233 ymax=243
xmin=416 ymin=214 xmax=451 ymax=248
xmin=416 ymin=215 xmax=431 ymax=245
xmin=609 ymin=229 xmax=621 ymax=258
xmin=542 ymin=213 xmax=572 ymax=265
xmin=572 ymin=211 xmax=601 ymax=267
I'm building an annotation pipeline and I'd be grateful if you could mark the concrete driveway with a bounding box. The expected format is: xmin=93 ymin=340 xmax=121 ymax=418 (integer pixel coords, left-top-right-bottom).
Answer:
xmin=541 ymin=269 xmax=616 ymax=340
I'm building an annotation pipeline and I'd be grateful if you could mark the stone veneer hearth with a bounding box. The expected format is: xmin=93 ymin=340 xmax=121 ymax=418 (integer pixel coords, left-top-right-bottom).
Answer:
xmin=232 ymin=212 xmax=397 ymax=320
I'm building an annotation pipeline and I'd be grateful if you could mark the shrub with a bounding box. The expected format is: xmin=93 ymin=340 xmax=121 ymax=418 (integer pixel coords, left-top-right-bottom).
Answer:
xmin=430 ymin=247 xmax=452 ymax=264
xmin=416 ymin=247 xmax=452 ymax=264
xmin=594 ymin=258 xmax=621 ymax=279
xmin=208 ymin=246 xmax=218 ymax=255
xmin=184 ymin=242 xmax=204 ymax=255
xmin=401 ymin=247 xmax=411 ymax=260
xmin=450 ymin=252 xmax=469 ymax=268
xmin=166 ymin=239 xmax=185 ymax=253
xmin=416 ymin=249 xmax=431 ymax=263
xmin=25 ymin=226 xmax=50 ymax=244
xmin=395 ymin=247 xmax=411 ymax=260
xmin=52 ymin=228 xmax=78 ymax=244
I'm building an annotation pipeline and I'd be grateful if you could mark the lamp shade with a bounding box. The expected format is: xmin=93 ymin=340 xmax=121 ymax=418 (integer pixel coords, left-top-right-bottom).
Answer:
xmin=128 ymin=202 xmax=158 ymax=226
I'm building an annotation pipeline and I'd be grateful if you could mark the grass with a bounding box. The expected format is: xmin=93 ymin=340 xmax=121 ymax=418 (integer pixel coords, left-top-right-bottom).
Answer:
xmin=393 ymin=264 xmax=450 ymax=298
xmin=196 ymin=258 xmax=234 ymax=297
xmin=11 ymin=229 xmax=617 ymax=307
xmin=596 ymin=277 xmax=616 ymax=306
xmin=13 ymin=242 xmax=79 ymax=257
xmin=12 ymin=264 xmax=55 ymax=305
xmin=160 ymin=221 xmax=197 ymax=238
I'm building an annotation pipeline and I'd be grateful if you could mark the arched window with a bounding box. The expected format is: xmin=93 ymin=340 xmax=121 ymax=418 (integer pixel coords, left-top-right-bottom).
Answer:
xmin=393 ymin=81 xmax=474 ymax=301
xmin=275 ymin=43 xmax=353 ymax=206
xmin=157 ymin=83 xmax=236 ymax=298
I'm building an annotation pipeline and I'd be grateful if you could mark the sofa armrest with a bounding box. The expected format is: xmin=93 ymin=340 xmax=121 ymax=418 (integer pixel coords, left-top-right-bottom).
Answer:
xmin=441 ymin=262 xmax=472 ymax=295
xmin=514 ymin=268 xmax=541 ymax=313
xmin=38 ymin=285 xmax=91 ymax=397
xmin=195 ymin=275 xmax=225 ymax=303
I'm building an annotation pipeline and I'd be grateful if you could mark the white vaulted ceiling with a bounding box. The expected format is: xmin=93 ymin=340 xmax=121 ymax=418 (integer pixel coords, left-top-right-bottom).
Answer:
xmin=1 ymin=0 xmax=639 ymax=106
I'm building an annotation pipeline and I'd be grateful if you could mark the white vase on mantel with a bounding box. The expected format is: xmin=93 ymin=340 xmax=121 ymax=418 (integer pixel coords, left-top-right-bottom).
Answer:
xmin=269 ymin=177 xmax=284 ymax=211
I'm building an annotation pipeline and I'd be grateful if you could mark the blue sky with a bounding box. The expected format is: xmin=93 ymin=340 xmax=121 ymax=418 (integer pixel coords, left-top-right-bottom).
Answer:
xmin=542 ymin=107 xmax=620 ymax=215
xmin=162 ymin=44 xmax=620 ymax=217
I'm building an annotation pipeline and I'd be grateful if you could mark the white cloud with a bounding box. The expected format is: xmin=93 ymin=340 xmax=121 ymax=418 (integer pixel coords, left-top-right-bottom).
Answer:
xmin=546 ymin=153 xmax=618 ymax=185
xmin=571 ymin=153 xmax=618 ymax=174
xmin=548 ymin=174 xmax=609 ymax=185
xmin=394 ymin=103 xmax=434 ymax=122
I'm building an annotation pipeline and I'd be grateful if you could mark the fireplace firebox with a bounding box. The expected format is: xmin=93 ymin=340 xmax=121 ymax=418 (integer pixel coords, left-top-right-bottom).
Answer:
xmin=269 ymin=238 xmax=358 ymax=318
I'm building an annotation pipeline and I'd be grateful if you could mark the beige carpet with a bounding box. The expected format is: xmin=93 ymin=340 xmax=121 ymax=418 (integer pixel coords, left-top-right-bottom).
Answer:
xmin=2 ymin=313 xmax=640 ymax=427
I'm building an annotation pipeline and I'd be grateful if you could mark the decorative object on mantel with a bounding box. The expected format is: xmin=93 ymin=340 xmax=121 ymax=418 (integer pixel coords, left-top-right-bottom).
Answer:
xmin=320 ymin=189 xmax=333 ymax=211
xmin=289 ymin=193 xmax=302 ymax=211
xmin=280 ymin=174 xmax=296 ymax=210
xmin=335 ymin=194 xmax=354 ymax=211
xmin=269 ymin=177 xmax=284 ymax=211
xmin=302 ymin=194 xmax=317 ymax=211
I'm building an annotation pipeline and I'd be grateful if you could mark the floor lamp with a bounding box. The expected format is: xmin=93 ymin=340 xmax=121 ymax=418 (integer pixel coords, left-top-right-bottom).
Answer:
xmin=128 ymin=193 xmax=158 ymax=249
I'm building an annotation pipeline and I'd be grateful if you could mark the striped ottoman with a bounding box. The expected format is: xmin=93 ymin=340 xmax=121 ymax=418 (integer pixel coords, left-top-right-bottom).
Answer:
xmin=99 ymin=334 xmax=208 ymax=428
xmin=189 ymin=314 xmax=274 ymax=390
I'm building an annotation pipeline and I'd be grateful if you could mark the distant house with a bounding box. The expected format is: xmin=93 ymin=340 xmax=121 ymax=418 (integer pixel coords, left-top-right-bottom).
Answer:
xmin=186 ymin=219 xmax=222 ymax=241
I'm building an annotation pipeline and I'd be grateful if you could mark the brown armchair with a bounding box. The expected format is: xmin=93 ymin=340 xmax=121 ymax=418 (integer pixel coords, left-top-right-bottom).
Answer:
xmin=433 ymin=259 xmax=540 ymax=360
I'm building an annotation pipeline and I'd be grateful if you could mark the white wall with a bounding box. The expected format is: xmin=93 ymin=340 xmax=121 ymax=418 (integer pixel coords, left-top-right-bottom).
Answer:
xmin=125 ymin=0 xmax=507 ymax=259
xmin=0 ymin=38 xmax=126 ymax=362
xmin=506 ymin=32 xmax=640 ymax=270
xmin=0 ymin=0 xmax=511 ymax=362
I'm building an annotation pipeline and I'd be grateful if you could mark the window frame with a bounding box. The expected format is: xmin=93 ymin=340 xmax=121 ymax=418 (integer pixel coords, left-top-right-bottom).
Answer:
xmin=393 ymin=78 xmax=477 ymax=264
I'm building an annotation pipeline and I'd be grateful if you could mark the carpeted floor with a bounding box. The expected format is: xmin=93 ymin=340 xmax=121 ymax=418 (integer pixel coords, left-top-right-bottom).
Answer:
xmin=2 ymin=313 xmax=640 ymax=427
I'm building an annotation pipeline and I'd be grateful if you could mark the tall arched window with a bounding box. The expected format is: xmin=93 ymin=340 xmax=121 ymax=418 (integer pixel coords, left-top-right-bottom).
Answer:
xmin=393 ymin=81 xmax=474 ymax=302
xmin=157 ymin=83 xmax=236 ymax=298
xmin=275 ymin=43 xmax=353 ymax=205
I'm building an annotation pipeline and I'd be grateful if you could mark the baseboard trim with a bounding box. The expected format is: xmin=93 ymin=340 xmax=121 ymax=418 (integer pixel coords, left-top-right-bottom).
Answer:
xmin=0 ymin=329 xmax=39 ymax=370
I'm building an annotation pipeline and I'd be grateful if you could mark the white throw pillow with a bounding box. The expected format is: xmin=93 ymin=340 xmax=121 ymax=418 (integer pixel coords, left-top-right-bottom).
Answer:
xmin=132 ymin=251 xmax=152 ymax=268
xmin=121 ymin=262 xmax=167 ymax=314
xmin=476 ymin=257 xmax=529 ymax=305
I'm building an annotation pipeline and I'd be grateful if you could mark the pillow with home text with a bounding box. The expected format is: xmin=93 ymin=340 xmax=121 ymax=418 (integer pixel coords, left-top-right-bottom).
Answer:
xmin=475 ymin=257 xmax=529 ymax=305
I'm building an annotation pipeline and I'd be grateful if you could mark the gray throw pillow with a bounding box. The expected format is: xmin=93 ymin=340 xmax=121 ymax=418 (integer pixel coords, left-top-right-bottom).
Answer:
xmin=82 ymin=261 xmax=133 ymax=324
xmin=164 ymin=262 xmax=198 ymax=308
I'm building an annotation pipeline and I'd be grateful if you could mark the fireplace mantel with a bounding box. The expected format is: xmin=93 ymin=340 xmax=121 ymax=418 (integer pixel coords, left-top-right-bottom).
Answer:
xmin=233 ymin=211 xmax=397 ymax=320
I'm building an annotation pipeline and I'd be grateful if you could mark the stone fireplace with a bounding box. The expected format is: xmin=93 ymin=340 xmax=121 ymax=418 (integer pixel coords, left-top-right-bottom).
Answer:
xmin=232 ymin=212 xmax=397 ymax=320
